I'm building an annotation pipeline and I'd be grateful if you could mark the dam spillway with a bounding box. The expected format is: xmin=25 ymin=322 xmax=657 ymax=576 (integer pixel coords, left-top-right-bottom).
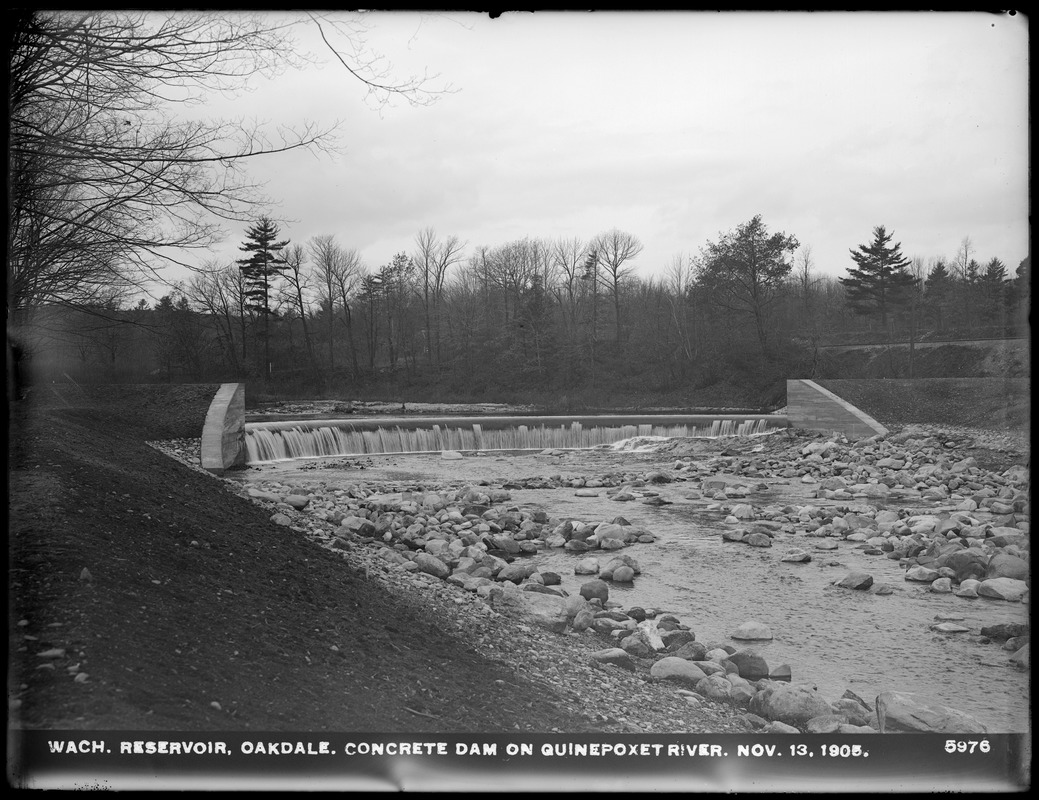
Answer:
xmin=244 ymin=414 xmax=788 ymax=464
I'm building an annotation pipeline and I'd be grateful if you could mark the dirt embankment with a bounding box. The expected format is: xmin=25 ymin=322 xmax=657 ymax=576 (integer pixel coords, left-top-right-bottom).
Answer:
xmin=8 ymin=388 xmax=750 ymax=735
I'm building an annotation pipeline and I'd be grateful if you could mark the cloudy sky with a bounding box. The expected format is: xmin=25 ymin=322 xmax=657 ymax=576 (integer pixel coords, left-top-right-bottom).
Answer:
xmin=181 ymin=10 xmax=1028 ymax=290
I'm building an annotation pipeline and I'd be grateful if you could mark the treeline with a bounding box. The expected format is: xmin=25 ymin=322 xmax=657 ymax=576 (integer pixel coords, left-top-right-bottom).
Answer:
xmin=19 ymin=217 xmax=1028 ymax=408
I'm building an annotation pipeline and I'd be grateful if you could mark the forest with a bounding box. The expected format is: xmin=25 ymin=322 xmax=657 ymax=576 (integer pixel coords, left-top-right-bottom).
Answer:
xmin=7 ymin=12 xmax=1029 ymax=410
xmin=16 ymin=217 xmax=1029 ymax=409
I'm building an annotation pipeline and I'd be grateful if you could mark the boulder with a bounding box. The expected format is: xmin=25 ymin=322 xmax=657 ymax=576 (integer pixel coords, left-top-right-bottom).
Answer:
xmin=731 ymin=620 xmax=773 ymax=641
xmin=834 ymin=571 xmax=874 ymax=590
xmin=412 ymin=552 xmax=450 ymax=579
xmin=936 ymin=550 xmax=989 ymax=583
xmin=669 ymin=641 xmax=709 ymax=661
xmin=695 ymin=675 xmax=733 ymax=701
xmin=749 ymin=683 xmax=833 ymax=726
xmin=977 ymin=578 xmax=1029 ymax=602
xmin=593 ymin=523 xmax=628 ymax=545
xmin=493 ymin=590 xmax=569 ymax=634
xmin=650 ymin=657 xmax=709 ymax=685
xmin=579 ymin=579 xmax=609 ymax=603
xmin=589 ymin=648 xmax=635 ymax=671
xmin=726 ymin=650 xmax=770 ymax=681
xmin=985 ymin=553 xmax=1029 ymax=581
xmin=612 ymin=565 xmax=636 ymax=582
xmin=905 ymin=566 xmax=940 ymax=582
xmin=875 ymin=691 xmax=988 ymax=733
xmin=980 ymin=622 xmax=1029 ymax=641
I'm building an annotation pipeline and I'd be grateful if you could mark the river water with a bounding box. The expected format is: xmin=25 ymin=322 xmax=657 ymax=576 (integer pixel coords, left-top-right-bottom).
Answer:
xmin=517 ymin=486 xmax=1029 ymax=734
xmin=237 ymin=449 xmax=1030 ymax=734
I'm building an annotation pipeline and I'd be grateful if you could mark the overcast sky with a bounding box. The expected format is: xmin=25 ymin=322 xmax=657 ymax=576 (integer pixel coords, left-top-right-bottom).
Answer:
xmin=180 ymin=10 xmax=1029 ymax=292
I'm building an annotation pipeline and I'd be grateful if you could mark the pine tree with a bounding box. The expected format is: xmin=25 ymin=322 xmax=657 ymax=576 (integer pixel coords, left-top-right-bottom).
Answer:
xmin=237 ymin=216 xmax=290 ymax=379
xmin=976 ymin=257 xmax=1011 ymax=329
xmin=839 ymin=225 xmax=918 ymax=329
xmin=924 ymin=260 xmax=955 ymax=332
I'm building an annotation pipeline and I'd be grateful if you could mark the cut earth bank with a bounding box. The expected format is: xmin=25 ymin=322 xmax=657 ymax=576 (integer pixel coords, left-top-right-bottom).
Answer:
xmin=159 ymin=421 xmax=1030 ymax=735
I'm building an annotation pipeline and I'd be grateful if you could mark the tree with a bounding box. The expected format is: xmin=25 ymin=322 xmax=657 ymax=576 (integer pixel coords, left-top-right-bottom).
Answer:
xmin=185 ymin=262 xmax=248 ymax=375
xmin=697 ymin=215 xmax=799 ymax=357
xmin=839 ymin=225 xmax=918 ymax=330
xmin=8 ymin=10 xmax=446 ymax=319
xmin=237 ymin=216 xmax=290 ymax=379
xmin=281 ymin=244 xmax=321 ymax=382
xmin=309 ymin=235 xmax=363 ymax=376
xmin=794 ymin=245 xmax=820 ymax=321
xmin=976 ymin=257 xmax=1011 ymax=328
xmin=413 ymin=227 xmax=465 ymax=368
xmin=923 ymin=259 xmax=955 ymax=333
xmin=588 ymin=229 xmax=643 ymax=346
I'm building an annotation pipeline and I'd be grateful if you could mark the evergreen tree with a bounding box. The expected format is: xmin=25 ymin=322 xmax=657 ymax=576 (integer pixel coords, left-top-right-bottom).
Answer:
xmin=237 ymin=216 xmax=290 ymax=379
xmin=923 ymin=260 xmax=955 ymax=332
xmin=1011 ymin=256 xmax=1030 ymax=333
xmin=839 ymin=225 xmax=918 ymax=329
xmin=976 ymin=257 xmax=1011 ymax=328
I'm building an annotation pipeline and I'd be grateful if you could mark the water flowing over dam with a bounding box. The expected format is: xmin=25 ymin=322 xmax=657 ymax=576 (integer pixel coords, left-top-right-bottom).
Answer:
xmin=244 ymin=414 xmax=787 ymax=464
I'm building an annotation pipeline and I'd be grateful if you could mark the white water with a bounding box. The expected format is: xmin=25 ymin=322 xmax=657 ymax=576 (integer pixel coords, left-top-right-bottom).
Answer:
xmin=245 ymin=417 xmax=782 ymax=464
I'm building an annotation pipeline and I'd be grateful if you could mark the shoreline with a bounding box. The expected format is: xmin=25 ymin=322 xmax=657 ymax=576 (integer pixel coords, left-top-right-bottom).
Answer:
xmin=152 ymin=423 xmax=1030 ymax=735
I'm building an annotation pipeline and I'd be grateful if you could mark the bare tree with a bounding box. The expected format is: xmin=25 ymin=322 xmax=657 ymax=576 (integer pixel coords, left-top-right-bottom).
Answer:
xmin=794 ymin=245 xmax=819 ymax=320
xmin=663 ymin=253 xmax=697 ymax=366
xmin=185 ymin=262 xmax=248 ymax=375
xmin=8 ymin=10 xmax=448 ymax=320
xmin=412 ymin=227 xmax=465 ymax=367
xmin=549 ymin=236 xmax=590 ymax=360
xmin=588 ymin=228 xmax=643 ymax=345
xmin=281 ymin=244 xmax=321 ymax=381
xmin=309 ymin=234 xmax=363 ymax=375
xmin=952 ymin=236 xmax=977 ymax=329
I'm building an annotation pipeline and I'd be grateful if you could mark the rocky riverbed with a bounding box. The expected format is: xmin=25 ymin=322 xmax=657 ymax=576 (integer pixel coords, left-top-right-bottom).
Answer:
xmin=153 ymin=424 xmax=1030 ymax=734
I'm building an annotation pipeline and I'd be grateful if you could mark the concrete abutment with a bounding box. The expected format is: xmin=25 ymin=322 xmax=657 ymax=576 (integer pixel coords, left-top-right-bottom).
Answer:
xmin=200 ymin=383 xmax=246 ymax=475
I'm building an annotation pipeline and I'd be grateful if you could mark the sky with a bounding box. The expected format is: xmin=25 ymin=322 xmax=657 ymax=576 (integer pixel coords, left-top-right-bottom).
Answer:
xmin=165 ymin=10 xmax=1029 ymax=294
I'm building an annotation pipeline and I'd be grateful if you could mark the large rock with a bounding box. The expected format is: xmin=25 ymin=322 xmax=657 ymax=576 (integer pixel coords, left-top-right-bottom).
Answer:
xmin=670 ymin=641 xmax=709 ymax=661
xmin=589 ymin=648 xmax=635 ymax=671
xmin=412 ymin=552 xmax=450 ymax=579
xmin=936 ymin=550 xmax=989 ymax=583
xmin=496 ymin=562 xmax=536 ymax=584
xmin=985 ymin=553 xmax=1029 ymax=581
xmin=579 ymin=579 xmax=609 ymax=603
xmin=980 ymin=622 xmax=1029 ymax=641
xmin=650 ymin=657 xmax=709 ymax=685
xmin=593 ymin=523 xmax=629 ymax=545
xmin=282 ymin=494 xmax=311 ymax=510
xmin=977 ymin=578 xmax=1029 ymax=602
xmin=875 ymin=691 xmax=988 ymax=733
xmin=695 ymin=675 xmax=734 ymax=701
xmin=834 ymin=571 xmax=874 ymax=590
xmin=636 ymin=619 xmax=666 ymax=651
xmin=731 ymin=620 xmax=773 ymax=641
xmin=905 ymin=566 xmax=940 ymax=582
xmin=494 ymin=590 xmax=569 ymax=633
xmin=749 ymin=683 xmax=832 ymax=727
xmin=726 ymin=650 xmax=770 ymax=680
